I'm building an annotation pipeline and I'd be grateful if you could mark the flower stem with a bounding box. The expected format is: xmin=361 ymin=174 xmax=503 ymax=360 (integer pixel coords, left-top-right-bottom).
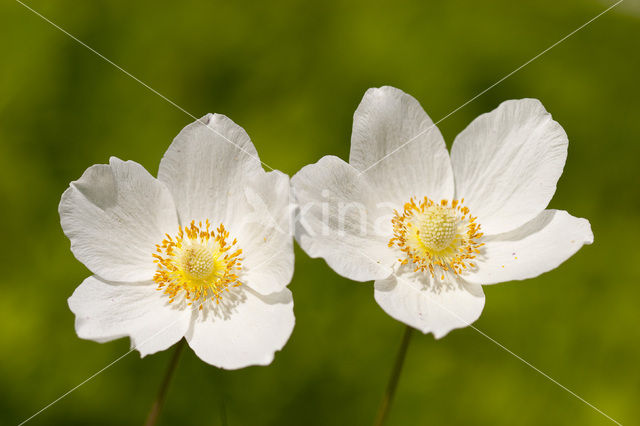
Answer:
xmin=374 ymin=325 xmax=413 ymax=426
xmin=219 ymin=394 xmax=228 ymax=426
xmin=144 ymin=338 xmax=186 ymax=426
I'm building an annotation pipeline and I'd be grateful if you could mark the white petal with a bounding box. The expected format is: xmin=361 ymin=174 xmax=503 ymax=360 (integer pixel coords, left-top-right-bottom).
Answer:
xmin=350 ymin=86 xmax=454 ymax=204
xmin=158 ymin=114 xmax=263 ymax=227
xmin=59 ymin=158 xmax=179 ymax=282
xmin=451 ymin=99 xmax=568 ymax=235
xmin=292 ymin=156 xmax=397 ymax=282
xmin=186 ymin=288 xmax=294 ymax=369
xmin=68 ymin=276 xmax=192 ymax=357
xmin=463 ymin=210 xmax=593 ymax=285
xmin=235 ymin=170 xmax=294 ymax=294
xmin=374 ymin=269 xmax=485 ymax=338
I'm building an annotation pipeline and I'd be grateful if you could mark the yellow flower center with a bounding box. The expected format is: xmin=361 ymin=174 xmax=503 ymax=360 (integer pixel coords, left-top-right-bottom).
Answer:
xmin=418 ymin=206 xmax=458 ymax=251
xmin=389 ymin=197 xmax=483 ymax=278
xmin=181 ymin=245 xmax=218 ymax=280
xmin=153 ymin=220 xmax=242 ymax=309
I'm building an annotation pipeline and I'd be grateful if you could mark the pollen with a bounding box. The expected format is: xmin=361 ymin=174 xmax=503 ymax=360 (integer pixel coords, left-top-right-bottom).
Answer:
xmin=389 ymin=197 xmax=483 ymax=277
xmin=153 ymin=220 xmax=242 ymax=308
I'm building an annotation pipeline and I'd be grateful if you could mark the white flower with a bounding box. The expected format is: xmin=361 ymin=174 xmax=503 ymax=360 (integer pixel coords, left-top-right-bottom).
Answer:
xmin=292 ymin=86 xmax=593 ymax=338
xmin=60 ymin=114 xmax=295 ymax=369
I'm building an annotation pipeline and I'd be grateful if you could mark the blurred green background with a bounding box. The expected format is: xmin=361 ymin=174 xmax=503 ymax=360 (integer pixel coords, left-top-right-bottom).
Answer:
xmin=1 ymin=0 xmax=639 ymax=425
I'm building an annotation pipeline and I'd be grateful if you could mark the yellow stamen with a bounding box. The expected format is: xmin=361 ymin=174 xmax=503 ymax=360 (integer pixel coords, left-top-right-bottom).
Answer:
xmin=388 ymin=197 xmax=483 ymax=277
xmin=153 ymin=220 xmax=242 ymax=307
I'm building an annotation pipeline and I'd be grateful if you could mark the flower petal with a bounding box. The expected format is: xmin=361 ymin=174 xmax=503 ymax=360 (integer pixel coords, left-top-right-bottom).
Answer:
xmin=185 ymin=288 xmax=295 ymax=369
xmin=463 ymin=210 xmax=593 ymax=285
xmin=292 ymin=155 xmax=397 ymax=282
xmin=374 ymin=270 xmax=485 ymax=338
xmin=350 ymin=86 xmax=454 ymax=205
xmin=68 ymin=276 xmax=192 ymax=357
xmin=158 ymin=114 xmax=263 ymax=227
xmin=450 ymin=99 xmax=568 ymax=235
xmin=235 ymin=170 xmax=294 ymax=294
xmin=59 ymin=158 xmax=179 ymax=282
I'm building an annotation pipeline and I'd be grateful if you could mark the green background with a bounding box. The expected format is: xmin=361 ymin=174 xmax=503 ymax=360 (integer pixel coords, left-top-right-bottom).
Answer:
xmin=1 ymin=0 xmax=638 ymax=425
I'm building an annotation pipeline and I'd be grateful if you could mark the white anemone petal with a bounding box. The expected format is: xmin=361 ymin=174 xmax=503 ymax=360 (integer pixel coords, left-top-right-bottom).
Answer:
xmin=464 ymin=210 xmax=593 ymax=285
xmin=158 ymin=114 xmax=263 ymax=228
xmin=374 ymin=269 xmax=485 ymax=338
xmin=235 ymin=170 xmax=294 ymax=294
xmin=292 ymin=155 xmax=397 ymax=282
xmin=186 ymin=288 xmax=294 ymax=369
xmin=68 ymin=276 xmax=192 ymax=357
xmin=451 ymin=99 xmax=568 ymax=235
xmin=59 ymin=158 xmax=179 ymax=282
xmin=351 ymin=86 xmax=454 ymax=204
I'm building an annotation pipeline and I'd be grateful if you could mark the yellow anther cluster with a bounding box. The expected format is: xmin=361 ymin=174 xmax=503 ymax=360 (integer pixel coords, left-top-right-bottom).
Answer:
xmin=153 ymin=220 xmax=242 ymax=309
xmin=389 ymin=197 xmax=483 ymax=278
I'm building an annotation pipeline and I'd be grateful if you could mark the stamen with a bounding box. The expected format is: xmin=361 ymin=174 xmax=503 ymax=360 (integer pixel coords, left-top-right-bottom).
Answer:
xmin=153 ymin=220 xmax=243 ymax=307
xmin=389 ymin=197 xmax=483 ymax=277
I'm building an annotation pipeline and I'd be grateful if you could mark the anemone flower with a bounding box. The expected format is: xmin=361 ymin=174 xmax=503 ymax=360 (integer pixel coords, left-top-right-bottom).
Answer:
xmin=60 ymin=114 xmax=295 ymax=369
xmin=293 ymin=86 xmax=592 ymax=337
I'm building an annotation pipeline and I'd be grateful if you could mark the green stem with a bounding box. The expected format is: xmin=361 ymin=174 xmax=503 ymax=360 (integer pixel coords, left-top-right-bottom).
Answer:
xmin=374 ymin=325 xmax=413 ymax=426
xmin=219 ymin=393 xmax=228 ymax=426
xmin=144 ymin=339 xmax=186 ymax=426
